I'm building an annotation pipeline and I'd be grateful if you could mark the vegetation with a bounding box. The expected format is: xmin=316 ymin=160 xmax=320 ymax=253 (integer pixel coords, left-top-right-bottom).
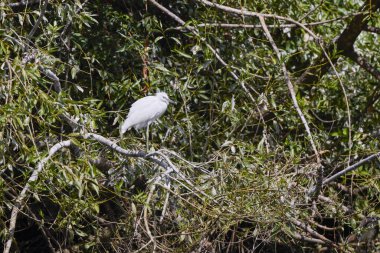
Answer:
xmin=1 ymin=0 xmax=379 ymax=252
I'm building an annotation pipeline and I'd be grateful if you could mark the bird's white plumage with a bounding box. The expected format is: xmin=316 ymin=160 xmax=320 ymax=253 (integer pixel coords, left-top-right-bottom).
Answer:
xmin=120 ymin=92 xmax=172 ymax=135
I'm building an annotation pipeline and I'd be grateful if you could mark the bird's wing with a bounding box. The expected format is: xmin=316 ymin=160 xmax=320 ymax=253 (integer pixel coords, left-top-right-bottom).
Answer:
xmin=121 ymin=96 xmax=168 ymax=133
xmin=128 ymin=95 xmax=156 ymax=116
xmin=121 ymin=96 xmax=155 ymax=134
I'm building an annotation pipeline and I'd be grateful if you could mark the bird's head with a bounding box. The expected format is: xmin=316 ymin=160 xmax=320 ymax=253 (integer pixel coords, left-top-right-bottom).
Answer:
xmin=156 ymin=92 xmax=174 ymax=105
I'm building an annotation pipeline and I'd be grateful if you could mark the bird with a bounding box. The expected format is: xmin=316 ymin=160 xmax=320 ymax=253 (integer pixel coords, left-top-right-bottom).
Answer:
xmin=120 ymin=92 xmax=173 ymax=149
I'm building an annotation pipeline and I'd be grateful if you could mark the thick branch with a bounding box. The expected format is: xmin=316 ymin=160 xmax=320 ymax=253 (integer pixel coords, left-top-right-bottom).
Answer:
xmin=289 ymin=217 xmax=333 ymax=244
xmin=297 ymin=0 xmax=380 ymax=85
xmin=291 ymin=231 xmax=326 ymax=245
xmin=84 ymin=133 xmax=168 ymax=169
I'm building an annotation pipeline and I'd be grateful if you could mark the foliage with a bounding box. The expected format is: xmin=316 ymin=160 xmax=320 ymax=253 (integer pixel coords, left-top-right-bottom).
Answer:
xmin=0 ymin=0 xmax=379 ymax=252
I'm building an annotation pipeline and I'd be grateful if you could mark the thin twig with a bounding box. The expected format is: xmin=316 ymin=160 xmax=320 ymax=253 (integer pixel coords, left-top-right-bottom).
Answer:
xmin=159 ymin=181 xmax=171 ymax=223
xmin=299 ymin=0 xmax=325 ymax=21
xmin=197 ymin=0 xmax=320 ymax=40
xmin=27 ymin=0 xmax=49 ymax=40
xmin=258 ymin=17 xmax=321 ymax=164
xmin=144 ymin=184 xmax=158 ymax=252
xmin=174 ymin=12 xmax=363 ymax=31
xmin=8 ymin=0 xmax=41 ymax=8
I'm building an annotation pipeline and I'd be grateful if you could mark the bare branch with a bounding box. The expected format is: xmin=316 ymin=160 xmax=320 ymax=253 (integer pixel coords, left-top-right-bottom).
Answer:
xmin=318 ymin=195 xmax=351 ymax=214
xmin=307 ymin=218 xmax=343 ymax=231
xmin=84 ymin=133 xmax=168 ymax=169
xmin=291 ymin=231 xmax=327 ymax=245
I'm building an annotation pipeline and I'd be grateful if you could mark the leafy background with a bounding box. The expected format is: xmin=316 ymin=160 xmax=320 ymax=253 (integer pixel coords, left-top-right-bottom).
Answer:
xmin=0 ymin=0 xmax=379 ymax=252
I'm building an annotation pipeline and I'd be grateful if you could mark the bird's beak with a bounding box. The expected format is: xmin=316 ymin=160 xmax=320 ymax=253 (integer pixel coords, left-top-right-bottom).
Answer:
xmin=168 ymin=98 xmax=176 ymax=104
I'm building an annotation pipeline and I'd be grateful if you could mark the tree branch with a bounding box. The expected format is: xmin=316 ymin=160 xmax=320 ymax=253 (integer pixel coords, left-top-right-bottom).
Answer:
xmin=189 ymin=13 xmax=363 ymax=29
xmin=8 ymin=0 xmax=41 ymax=8
xmin=197 ymin=0 xmax=319 ymax=40
xmin=39 ymin=67 xmax=62 ymax=93
xmin=84 ymin=133 xmax=168 ymax=169
xmin=323 ymin=151 xmax=380 ymax=185
xmin=27 ymin=0 xmax=49 ymax=40
xmin=259 ymin=16 xmax=320 ymax=160
xmin=3 ymin=133 xmax=172 ymax=253
xmin=363 ymin=25 xmax=380 ymax=34
xmin=296 ymin=0 xmax=380 ymax=85
xmin=343 ymin=49 xmax=380 ymax=81
xmin=289 ymin=217 xmax=333 ymax=244
xmin=3 ymin=140 xmax=72 ymax=253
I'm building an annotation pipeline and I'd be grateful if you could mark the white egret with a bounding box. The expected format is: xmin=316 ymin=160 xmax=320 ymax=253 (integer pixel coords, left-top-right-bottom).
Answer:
xmin=120 ymin=92 xmax=173 ymax=150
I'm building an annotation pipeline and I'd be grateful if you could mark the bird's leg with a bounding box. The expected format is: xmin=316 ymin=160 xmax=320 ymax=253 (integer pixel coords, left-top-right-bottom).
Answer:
xmin=146 ymin=124 xmax=149 ymax=152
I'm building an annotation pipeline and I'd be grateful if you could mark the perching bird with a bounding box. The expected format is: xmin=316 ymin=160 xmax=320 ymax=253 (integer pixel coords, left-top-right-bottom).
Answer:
xmin=120 ymin=92 xmax=173 ymax=149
